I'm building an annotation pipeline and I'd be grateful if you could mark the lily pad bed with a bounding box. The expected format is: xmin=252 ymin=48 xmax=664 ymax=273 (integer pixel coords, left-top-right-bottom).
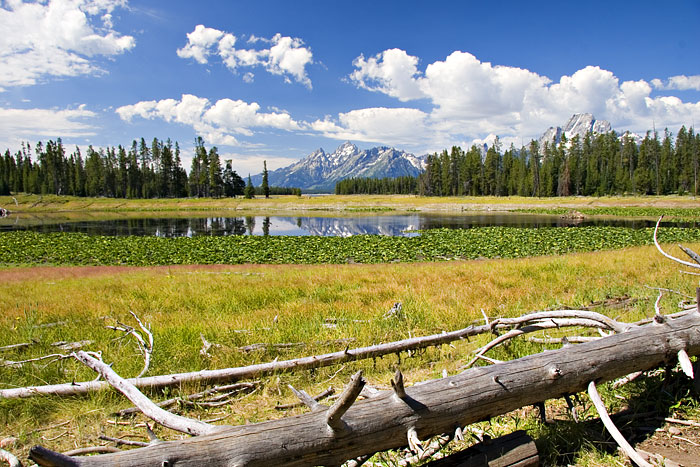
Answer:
xmin=2 ymin=226 xmax=700 ymax=266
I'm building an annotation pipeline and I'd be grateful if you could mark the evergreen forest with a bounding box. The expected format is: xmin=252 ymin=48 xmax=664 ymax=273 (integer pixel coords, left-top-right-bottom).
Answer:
xmin=418 ymin=127 xmax=699 ymax=197
xmin=0 ymin=136 xmax=276 ymax=198
xmin=335 ymin=176 xmax=418 ymax=195
xmin=336 ymin=126 xmax=699 ymax=197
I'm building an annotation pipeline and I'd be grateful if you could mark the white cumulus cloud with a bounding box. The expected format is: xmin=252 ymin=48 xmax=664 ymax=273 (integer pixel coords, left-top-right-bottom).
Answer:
xmin=0 ymin=0 xmax=134 ymax=89
xmin=349 ymin=48 xmax=700 ymax=147
xmin=349 ymin=48 xmax=424 ymax=101
xmin=0 ymin=104 xmax=97 ymax=151
xmin=176 ymin=24 xmax=224 ymax=64
xmin=311 ymin=107 xmax=436 ymax=147
xmin=116 ymin=94 xmax=303 ymax=147
xmin=652 ymin=75 xmax=700 ymax=91
xmin=177 ymin=26 xmax=313 ymax=88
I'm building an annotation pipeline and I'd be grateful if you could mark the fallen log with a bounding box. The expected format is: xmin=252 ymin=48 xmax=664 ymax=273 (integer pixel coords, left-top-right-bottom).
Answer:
xmin=29 ymin=310 xmax=700 ymax=466
xmin=1 ymin=322 xmax=488 ymax=399
xmin=0 ymin=309 xmax=622 ymax=399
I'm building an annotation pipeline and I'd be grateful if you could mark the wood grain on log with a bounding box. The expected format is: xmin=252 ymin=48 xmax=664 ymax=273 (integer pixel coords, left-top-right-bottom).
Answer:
xmin=423 ymin=430 xmax=538 ymax=467
xmin=29 ymin=311 xmax=700 ymax=466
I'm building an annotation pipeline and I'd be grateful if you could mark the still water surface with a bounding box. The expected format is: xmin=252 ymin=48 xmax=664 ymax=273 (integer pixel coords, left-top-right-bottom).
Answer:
xmin=0 ymin=212 xmax=691 ymax=237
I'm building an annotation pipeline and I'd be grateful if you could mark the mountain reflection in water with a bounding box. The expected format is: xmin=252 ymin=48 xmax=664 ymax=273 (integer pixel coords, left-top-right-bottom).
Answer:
xmin=1 ymin=213 xmax=694 ymax=237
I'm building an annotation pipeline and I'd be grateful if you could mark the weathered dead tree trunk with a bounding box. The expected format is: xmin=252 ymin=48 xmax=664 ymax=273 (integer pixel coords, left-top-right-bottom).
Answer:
xmin=30 ymin=310 xmax=700 ymax=466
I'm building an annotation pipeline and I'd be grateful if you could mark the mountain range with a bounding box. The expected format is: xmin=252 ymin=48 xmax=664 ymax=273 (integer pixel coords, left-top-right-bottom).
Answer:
xmin=253 ymin=113 xmax=621 ymax=191
xmin=251 ymin=141 xmax=424 ymax=191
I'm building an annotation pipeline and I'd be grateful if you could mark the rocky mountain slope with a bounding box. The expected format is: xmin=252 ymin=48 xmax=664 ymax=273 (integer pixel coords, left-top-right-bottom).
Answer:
xmin=252 ymin=141 xmax=424 ymax=191
xmin=538 ymin=113 xmax=612 ymax=148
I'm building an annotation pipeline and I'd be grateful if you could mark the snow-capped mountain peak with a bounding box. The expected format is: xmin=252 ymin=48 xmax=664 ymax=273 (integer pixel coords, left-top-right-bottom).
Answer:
xmin=251 ymin=142 xmax=425 ymax=191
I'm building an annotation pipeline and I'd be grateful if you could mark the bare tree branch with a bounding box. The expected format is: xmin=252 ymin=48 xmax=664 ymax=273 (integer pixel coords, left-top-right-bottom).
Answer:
xmin=587 ymin=381 xmax=652 ymax=467
xmin=98 ymin=435 xmax=149 ymax=448
xmin=116 ymin=382 xmax=257 ymax=417
xmin=107 ymin=312 xmax=153 ymax=378
xmin=72 ymin=351 xmax=219 ymax=436
xmin=679 ymin=245 xmax=700 ymax=265
xmin=63 ymin=446 xmax=120 ymax=456
xmin=1 ymin=353 xmax=70 ymax=368
xmin=281 ymin=386 xmax=333 ymax=412
xmin=491 ymin=310 xmax=632 ymax=333
xmin=463 ymin=318 xmax=619 ymax=369
xmin=0 ymin=342 xmax=33 ymax=353
xmin=653 ymin=217 xmax=700 ymax=269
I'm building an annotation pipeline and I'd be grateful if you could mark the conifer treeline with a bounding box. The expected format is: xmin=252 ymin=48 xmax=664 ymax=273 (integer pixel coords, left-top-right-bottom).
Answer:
xmin=334 ymin=126 xmax=700 ymax=197
xmin=0 ymin=136 xmax=272 ymax=198
xmin=335 ymin=176 xmax=418 ymax=195
xmin=419 ymin=127 xmax=699 ymax=197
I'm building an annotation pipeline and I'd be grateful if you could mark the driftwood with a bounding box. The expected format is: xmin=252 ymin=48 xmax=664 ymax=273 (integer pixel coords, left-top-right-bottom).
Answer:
xmin=28 ymin=309 xmax=700 ymax=466
xmin=276 ymin=386 xmax=335 ymax=411
xmin=236 ymin=338 xmax=355 ymax=353
xmin=73 ymin=351 xmax=219 ymax=436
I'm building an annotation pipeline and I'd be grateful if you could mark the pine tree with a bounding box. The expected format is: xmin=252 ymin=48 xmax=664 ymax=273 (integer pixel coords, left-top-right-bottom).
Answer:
xmin=117 ymin=146 xmax=128 ymax=198
xmin=244 ymin=175 xmax=255 ymax=199
xmin=465 ymin=146 xmax=482 ymax=195
xmin=127 ymin=141 xmax=141 ymax=198
xmin=634 ymin=132 xmax=655 ymax=194
xmin=691 ymin=128 xmax=699 ymax=196
xmin=659 ymin=129 xmax=674 ymax=194
xmin=139 ymin=138 xmax=152 ymax=198
xmin=208 ymin=147 xmax=223 ymax=198
xmin=222 ymin=160 xmax=245 ymax=197
xmin=568 ymin=135 xmax=583 ymax=195
xmin=262 ymin=160 xmax=270 ymax=198
xmin=173 ymin=141 xmax=188 ymax=197
xmin=583 ymin=133 xmax=599 ymax=195
xmin=84 ymin=146 xmax=103 ymax=197
xmin=0 ymin=150 xmax=9 ymax=195
xmin=529 ymin=141 xmax=540 ymax=196
xmin=483 ymin=143 xmax=501 ymax=196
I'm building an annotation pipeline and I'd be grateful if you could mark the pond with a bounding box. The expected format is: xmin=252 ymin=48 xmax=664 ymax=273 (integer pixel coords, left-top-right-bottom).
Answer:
xmin=0 ymin=211 xmax=694 ymax=237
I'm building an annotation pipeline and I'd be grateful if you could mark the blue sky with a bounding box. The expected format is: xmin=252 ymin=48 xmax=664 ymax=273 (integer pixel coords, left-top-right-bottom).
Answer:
xmin=1 ymin=0 xmax=699 ymax=175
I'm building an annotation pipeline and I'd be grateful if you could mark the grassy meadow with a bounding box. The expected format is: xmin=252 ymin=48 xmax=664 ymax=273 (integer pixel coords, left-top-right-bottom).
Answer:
xmin=3 ymin=192 xmax=700 ymax=215
xmin=1 ymin=194 xmax=700 ymax=465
